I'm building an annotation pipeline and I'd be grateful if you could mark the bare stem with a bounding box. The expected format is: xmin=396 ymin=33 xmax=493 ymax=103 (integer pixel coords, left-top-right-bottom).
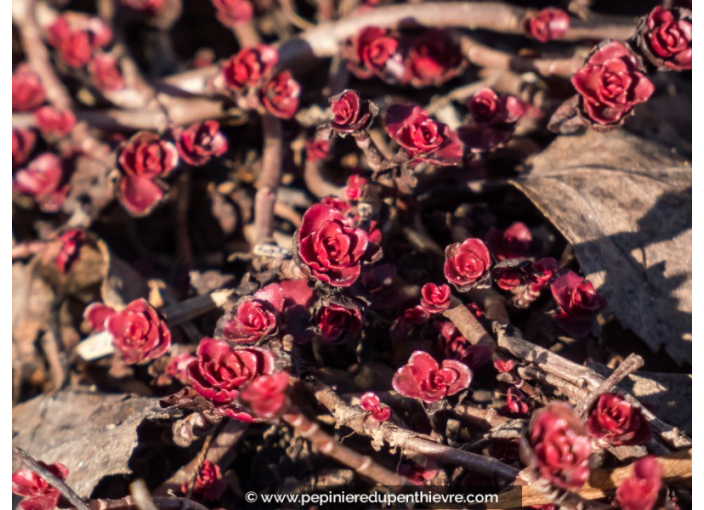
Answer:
xmin=352 ymin=132 xmax=388 ymax=173
xmin=312 ymin=381 xmax=522 ymax=482
xmin=283 ymin=408 xmax=410 ymax=486
xmin=254 ymin=115 xmax=284 ymax=246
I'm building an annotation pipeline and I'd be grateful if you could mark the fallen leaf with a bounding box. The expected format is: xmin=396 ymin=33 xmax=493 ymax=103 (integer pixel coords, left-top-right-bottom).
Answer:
xmin=12 ymin=389 xmax=168 ymax=498
xmin=512 ymin=130 xmax=691 ymax=364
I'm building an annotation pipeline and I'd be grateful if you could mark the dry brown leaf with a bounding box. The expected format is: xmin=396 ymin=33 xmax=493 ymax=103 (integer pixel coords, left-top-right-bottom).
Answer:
xmin=512 ymin=130 xmax=691 ymax=364
xmin=12 ymin=389 xmax=168 ymax=498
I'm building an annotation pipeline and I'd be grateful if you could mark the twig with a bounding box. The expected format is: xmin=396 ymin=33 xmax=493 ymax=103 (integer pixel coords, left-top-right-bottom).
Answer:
xmin=283 ymin=407 xmax=410 ymax=486
xmin=312 ymin=381 xmax=522 ymax=482
xmin=451 ymin=403 xmax=510 ymax=428
xmin=232 ymin=21 xmax=262 ymax=48
xmin=461 ymin=36 xmax=585 ymax=78
xmin=443 ymin=303 xmax=497 ymax=352
xmin=129 ymin=480 xmax=159 ymax=510
xmin=303 ymin=157 xmax=345 ymax=199
xmin=352 ymin=132 xmax=389 ymax=173
xmin=90 ymin=497 xmax=210 ymax=510
xmin=13 ymin=447 xmax=90 ymax=510
xmin=574 ymin=353 xmax=644 ymax=417
xmin=254 ymin=115 xmax=284 ymax=246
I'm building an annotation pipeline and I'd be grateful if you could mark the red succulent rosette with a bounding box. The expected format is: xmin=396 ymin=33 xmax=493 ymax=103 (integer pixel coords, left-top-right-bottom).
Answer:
xmin=89 ymin=54 xmax=125 ymax=92
xmin=392 ymin=350 xmax=472 ymax=404
xmin=528 ymin=257 xmax=558 ymax=291
xmin=436 ymin=321 xmax=492 ymax=369
xmin=343 ymin=26 xmax=403 ymax=82
xmin=523 ymin=8 xmax=570 ymax=43
xmin=314 ymin=302 xmax=363 ymax=343
xmin=12 ymin=461 xmax=69 ymax=510
xmin=345 ymin=175 xmax=367 ymax=201
xmin=420 ymin=283 xmax=451 ymax=314
xmin=635 ymin=6 xmax=691 ymax=71
xmin=615 ymin=456 xmax=663 ymax=510
xmin=385 ymin=104 xmax=463 ymax=166
xmin=212 ymin=0 xmax=254 ymax=28
xmin=181 ymin=460 xmax=226 ymax=501
xmin=187 ymin=338 xmax=275 ymax=422
xmin=551 ymin=271 xmax=607 ymax=337
xmin=116 ymin=131 xmax=180 ymax=215
xmin=492 ymin=260 xmax=530 ymax=291
xmin=105 ymin=298 xmax=172 ymax=364
xmin=12 ymin=64 xmax=45 ymax=112
xmin=459 ymin=89 xmax=525 ymax=153
xmin=34 ymin=106 xmax=76 ymax=139
xmin=239 ymin=371 xmax=290 ymax=419
xmin=571 ymin=41 xmax=655 ymax=128
xmin=443 ymin=238 xmax=492 ymax=292
xmin=405 ymin=29 xmax=464 ymax=87
xmin=295 ymin=203 xmax=370 ymax=287
xmin=306 ymin=138 xmax=330 ymax=162
xmin=222 ymin=45 xmax=278 ymax=91
xmin=486 ymin=222 xmax=532 ymax=261
xmin=527 ymin=403 xmax=592 ymax=490
xmin=217 ymin=283 xmax=284 ymax=344
xmin=13 ymin=153 xmax=69 ymax=213
xmin=586 ymin=393 xmax=652 ymax=446
xmin=328 ymin=90 xmax=377 ymax=135
xmin=359 ymin=392 xmax=391 ymax=422
xmin=173 ymin=120 xmax=228 ymax=166
xmin=47 ymin=16 xmax=113 ymax=68
xmin=259 ymin=70 xmax=301 ymax=119
xmin=12 ymin=128 xmax=37 ymax=168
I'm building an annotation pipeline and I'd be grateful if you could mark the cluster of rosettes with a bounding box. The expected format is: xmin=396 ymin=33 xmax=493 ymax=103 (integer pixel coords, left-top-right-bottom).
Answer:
xmin=527 ymin=397 xmax=653 ymax=492
xmin=114 ymin=123 xmax=227 ymax=215
xmin=47 ymin=15 xmax=125 ymax=94
xmin=342 ymin=27 xmax=464 ymax=88
xmin=221 ymin=45 xmax=300 ymax=119
xmin=439 ymin=223 xmax=605 ymax=337
xmin=560 ymin=5 xmax=691 ymax=131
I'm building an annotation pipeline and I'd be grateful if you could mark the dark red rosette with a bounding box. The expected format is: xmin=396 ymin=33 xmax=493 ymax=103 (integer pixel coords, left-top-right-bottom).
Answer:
xmin=116 ymin=131 xmax=180 ymax=216
xmin=187 ymin=338 xmax=275 ymax=422
xmin=12 ymin=128 xmax=37 ymax=168
xmin=572 ymin=41 xmax=655 ymax=128
xmin=13 ymin=153 xmax=69 ymax=213
xmin=405 ymin=29 xmax=464 ymax=87
xmin=106 ymin=298 xmax=171 ymax=364
xmin=586 ymin=393 xmax=652 ymax=446
xmin=295 ymin=203 xmax=370 ymax=287
xmin=222 ymin=45 xmax=278 ymax=91
xmin=173 ymin=120 xmax=228 ymax=166
xmin=343 ymin=26 xmax=403 ymax=82
xmin=212 ymin=0 xmax=254 ymax=28
xmin=12 ymin=64 xmax=45 ymax=112
xmin=218 ymin=283 xmax=284 ymax=344
xmin=527 ymin=403 xmax=592 ymax=489
xmin=392 ymin=350 xmax=472 ymax=404
xmin=635 ymin=6 xmax=691 ymax=71
xmin=259 ymin=70 xmax=301 ymax=119
xmin=239 ymin=371 xmax=290 ymax=419
xmin=385 ymin=104 xmax=463 ymax=166
xmin=89 ymin=54 xmax=126 ymax=92
xmin=523 ymin=8 xmax=570 ymax=43
xmin=329 ymin=90 xmax=377 ymax=135
xmin=359 ymin=392 xmax=391 ymax=422
xmin=551 ymin=271 xmax=607 ymax=337
xmin=443 ymin=238 xmax=492 ymax=292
